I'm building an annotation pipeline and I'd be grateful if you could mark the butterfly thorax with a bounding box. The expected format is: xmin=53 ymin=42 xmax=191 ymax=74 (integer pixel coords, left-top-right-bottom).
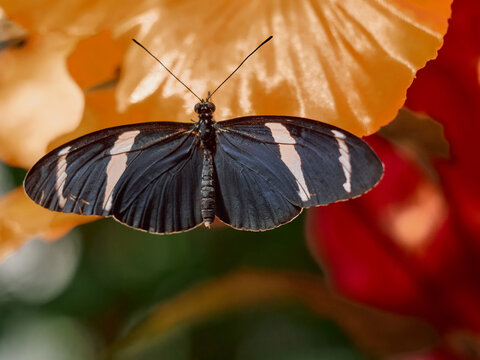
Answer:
xmin=195 ymin=100 xmax=216 ymax=147
xmin=195 ymin=100 xmax=217 ymax=227
xmin=197 ymin=118 xmax=215 ymax=147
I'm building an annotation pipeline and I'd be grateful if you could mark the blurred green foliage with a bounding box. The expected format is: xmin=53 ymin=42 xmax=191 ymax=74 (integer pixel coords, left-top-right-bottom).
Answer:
xmin=0 ymin=162 xmax=366 ymax=360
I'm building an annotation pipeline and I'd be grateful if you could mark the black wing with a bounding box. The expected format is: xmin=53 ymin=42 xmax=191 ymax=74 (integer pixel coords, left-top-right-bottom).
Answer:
xmin=214 ymin=116 xmax=383 ymax=231
xmin=24 ymin=122 xmax=203 ymax=234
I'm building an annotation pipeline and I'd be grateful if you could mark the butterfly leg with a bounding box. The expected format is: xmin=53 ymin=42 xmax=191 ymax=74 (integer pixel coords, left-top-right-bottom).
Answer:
xmin=200 ymin=148 xmax=215 ymax=227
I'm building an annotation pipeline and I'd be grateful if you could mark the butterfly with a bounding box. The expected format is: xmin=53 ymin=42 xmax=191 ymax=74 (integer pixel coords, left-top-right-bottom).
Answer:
xmin=24 ymin=36 xmax=383 ymax=234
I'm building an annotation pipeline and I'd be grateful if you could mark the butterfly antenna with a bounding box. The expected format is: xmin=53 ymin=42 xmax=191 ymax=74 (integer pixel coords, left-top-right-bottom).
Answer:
xmin=206 ymin=35 xmax=273 ymax=101
xmin=132 ymin=39 xmax=202 ymax=102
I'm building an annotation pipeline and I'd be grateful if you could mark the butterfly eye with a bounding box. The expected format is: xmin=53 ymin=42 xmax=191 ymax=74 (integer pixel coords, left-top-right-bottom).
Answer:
xmin=206 ymin=102 xmax=216 ymax=113
xmin=194 ymin=103 xmax=201 ymax=114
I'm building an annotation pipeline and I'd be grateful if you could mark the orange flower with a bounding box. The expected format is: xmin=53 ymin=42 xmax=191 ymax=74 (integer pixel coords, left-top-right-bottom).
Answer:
xmin=0 ymin=0 xmax=451 ymax=260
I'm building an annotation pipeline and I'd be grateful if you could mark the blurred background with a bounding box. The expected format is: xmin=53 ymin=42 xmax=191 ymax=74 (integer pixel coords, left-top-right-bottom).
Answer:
xmin=1 ymin=0 xmax=480 ymax=359
xmin=0 ymin=163 xmax=371 ymax=359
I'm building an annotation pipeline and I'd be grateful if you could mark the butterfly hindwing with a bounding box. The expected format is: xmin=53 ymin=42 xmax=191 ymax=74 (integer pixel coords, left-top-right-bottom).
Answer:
xmin=24 ymin=122 xmax=204 ymax=234
xmin=214 ymin=142 xmax=302 ymax=230
xmin=214 ymin=116 xmax=383 ymax=230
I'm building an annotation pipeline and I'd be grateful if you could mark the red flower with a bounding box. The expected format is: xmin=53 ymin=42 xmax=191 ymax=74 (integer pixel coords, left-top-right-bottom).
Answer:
xmin=308 ymin=0 xmax=480 ymax=356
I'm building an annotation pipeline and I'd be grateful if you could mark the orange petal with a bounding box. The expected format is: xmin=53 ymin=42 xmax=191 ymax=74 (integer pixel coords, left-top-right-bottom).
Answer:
xmin=0 ymin=187 xmax=96 ymax=262
xmin=67 ymin=30 xmax=125 ymax=90
xmin=0 ymin=33 xmax=84 ymax=169
xmin=57 ymin=31 xmax=190 ymax=144
xmin=0 ymin=7 xmax=27 ymax=46
xmin=2 ymin=0 xmax=121 ymax=35
xmin=116 ymin=0 xmax=452 ymax=135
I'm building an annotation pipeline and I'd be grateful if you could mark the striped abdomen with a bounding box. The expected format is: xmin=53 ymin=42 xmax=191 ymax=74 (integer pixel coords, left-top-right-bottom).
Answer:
xmin=200 ymin=148 xmax=215 ymax=226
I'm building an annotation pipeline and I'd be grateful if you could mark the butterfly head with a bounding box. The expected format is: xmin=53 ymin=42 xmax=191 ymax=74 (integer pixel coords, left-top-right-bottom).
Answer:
xmin=194 ymin=101 xmax=216 ymax=115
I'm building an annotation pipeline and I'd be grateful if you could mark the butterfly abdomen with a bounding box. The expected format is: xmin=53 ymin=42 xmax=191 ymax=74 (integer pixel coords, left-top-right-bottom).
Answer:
xmin=200 ymin=148 xmax=215 ymax=227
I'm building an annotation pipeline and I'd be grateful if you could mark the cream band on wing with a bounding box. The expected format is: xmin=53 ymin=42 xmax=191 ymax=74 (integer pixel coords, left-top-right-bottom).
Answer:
xmin=266 ymin=123 xmax=311 ymax=202
xmin=331 ymin=130 xmax=352 ymax=193
xmin=103 ymin=130 xmax=141 ymax=211
xmin=55 ymin=146 xmax=71 ymax=208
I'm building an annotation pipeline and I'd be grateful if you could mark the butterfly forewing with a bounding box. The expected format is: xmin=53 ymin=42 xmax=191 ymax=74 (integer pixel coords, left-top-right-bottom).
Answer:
xmin=214 ymin=116 xmax=383 ymax=230
xmin=24 ymin=122 xmax=204 ymax=234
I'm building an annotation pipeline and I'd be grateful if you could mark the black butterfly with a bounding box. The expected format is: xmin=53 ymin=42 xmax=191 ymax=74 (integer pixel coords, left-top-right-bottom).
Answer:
xmin=24 ymin=36 xmax=383 ymax=234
